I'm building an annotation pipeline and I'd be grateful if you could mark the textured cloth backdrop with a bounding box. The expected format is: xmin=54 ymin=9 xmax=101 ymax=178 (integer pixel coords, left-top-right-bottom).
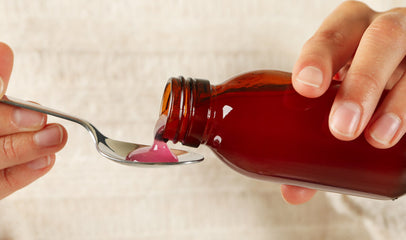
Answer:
xmin=0 ymin=0 xmax=405 ymax=239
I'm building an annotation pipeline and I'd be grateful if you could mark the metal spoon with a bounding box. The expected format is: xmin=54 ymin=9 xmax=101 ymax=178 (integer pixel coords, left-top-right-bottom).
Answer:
xmin=0 ymin=96 xmax=204 ymax=167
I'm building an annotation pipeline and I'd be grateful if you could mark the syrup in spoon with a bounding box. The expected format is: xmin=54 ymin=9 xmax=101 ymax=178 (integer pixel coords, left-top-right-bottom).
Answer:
xmin=126 ymin=116 xmax=178 ymax=163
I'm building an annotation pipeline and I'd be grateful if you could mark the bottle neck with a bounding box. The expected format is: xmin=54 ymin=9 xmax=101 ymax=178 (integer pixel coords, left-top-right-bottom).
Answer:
xmin=160 ymin=76 xmax=211 ymax=147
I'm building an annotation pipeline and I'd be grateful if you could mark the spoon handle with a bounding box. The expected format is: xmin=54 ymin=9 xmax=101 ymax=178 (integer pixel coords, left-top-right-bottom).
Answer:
xmin=0 ymin=95 xmax=93 ymax=132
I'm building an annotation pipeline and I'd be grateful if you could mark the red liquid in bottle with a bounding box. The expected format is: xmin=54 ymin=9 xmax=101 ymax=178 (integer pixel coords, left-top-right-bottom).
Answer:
xmin=158 ymin=70 xmax=406 ymax=199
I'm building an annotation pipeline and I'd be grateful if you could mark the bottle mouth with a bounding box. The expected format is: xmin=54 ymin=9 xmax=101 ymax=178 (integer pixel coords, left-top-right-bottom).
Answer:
xmin=160 ymin=81 xmax=172 ymax=117
xmin=159 ymin=76 xmax=211 ymax=147
xmin=159 ymin=77 xmax=188 ymax=145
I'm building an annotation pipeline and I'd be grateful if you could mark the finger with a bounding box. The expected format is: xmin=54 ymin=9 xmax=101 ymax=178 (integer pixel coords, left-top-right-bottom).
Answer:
xmin=334 ymin=58 xmax=406 ymax=87
xmin=365 ymin=72 xmax=406 ymax=148
xmin=0 ymin=42 xmax=14 ymax=97
xmin=280 ymin=185 xmax=317 ymax=205
xmin=0 ymin=154 xmax=55 ymax=199
xmin=0 ymin=103 xmax=47 ymax=135
xmin=0 ymin=124 xmax=67 ymax=169
xmin=292 ymin=1 xmax=374 ymax=98
xmin=385 ymin=58 xmax=406 ymax=89
xmin=329 ymin=11 xmax=406 ymax=141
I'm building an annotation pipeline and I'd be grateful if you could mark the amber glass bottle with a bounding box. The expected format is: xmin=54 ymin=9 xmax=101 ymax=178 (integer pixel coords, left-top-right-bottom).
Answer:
xmin=159 ymin=70 xmax=406 ymax=200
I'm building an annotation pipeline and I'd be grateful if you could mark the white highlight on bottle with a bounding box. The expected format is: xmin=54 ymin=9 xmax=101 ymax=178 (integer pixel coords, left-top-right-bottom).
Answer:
xmin=222 ymin=105 xmax=233 ymax=119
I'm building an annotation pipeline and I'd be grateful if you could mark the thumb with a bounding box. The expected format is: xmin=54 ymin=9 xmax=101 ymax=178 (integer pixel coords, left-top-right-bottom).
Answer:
xmin=0 ymin=42 xmax=14 ymax=97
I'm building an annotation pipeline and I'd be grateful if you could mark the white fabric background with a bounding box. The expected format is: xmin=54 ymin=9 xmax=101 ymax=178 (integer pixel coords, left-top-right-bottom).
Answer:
xmin=0 ymin=0 xmax=405 ymax=239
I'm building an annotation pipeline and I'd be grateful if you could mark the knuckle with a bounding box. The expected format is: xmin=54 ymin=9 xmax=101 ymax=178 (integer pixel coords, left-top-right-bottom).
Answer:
xmin=369 ymin=12 xmax=406 ymax=45
xmin=311 ymin=29 xmax=346 ymax=48
xmin=391 ymin=8 xmax=406 ymax=16
xmin=0 ymin=135 xmax=19 ymax=162
xmin=340 ymin=1 xmax=374 ymax=15
xmin=350 ymin=71 xmax=383 ymax=93
xmin=0 ymin=169 xmax=20 ymax=194
xmin=340 ymin=0 xmax=367 ymax=9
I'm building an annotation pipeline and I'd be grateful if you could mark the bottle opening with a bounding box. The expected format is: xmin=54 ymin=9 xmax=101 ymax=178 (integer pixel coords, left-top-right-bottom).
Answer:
xmin=160 ymin=81 xmax=172 ymax=117
xmin=158 ymin=77 xmax=211 ymax=147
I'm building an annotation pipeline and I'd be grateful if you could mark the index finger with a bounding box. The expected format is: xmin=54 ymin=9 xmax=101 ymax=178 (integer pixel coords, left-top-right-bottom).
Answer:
xmin=292 ymin=1 xmax=374 ymax=98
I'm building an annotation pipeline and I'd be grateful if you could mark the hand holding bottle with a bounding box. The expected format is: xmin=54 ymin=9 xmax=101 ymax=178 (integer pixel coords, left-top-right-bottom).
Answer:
xmin=282 ymin=1 xmax=406 ymax=204
xmin=0 ymin=43 xmax=67 ymax=199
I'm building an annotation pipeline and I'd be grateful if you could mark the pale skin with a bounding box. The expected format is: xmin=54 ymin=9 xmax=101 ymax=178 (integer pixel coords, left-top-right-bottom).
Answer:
xmin=283 ymin=1 xmax=406 ymax=204
xmin=0 ymin=42 xmax=67 ymax=199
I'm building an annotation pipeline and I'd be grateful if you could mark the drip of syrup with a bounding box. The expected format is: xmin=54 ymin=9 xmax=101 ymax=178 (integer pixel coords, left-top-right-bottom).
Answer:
xmin=126 ymin=116 xmax=178 ymax=163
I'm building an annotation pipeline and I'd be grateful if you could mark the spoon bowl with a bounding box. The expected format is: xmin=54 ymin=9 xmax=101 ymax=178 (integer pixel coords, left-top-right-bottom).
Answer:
xmin=0 ymin=96 xmax=204 ymax=167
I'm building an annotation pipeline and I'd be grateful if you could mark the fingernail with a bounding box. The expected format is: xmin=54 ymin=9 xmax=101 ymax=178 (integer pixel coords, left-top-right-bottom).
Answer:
xmin=370 ymin=113 xmax=401 ymax=145
xmin=296 ymin=66 xmax=323 ymax=88
xmin=330 ymin=101 xmax=361 ymax=138
xmin=34 ymin=125 xmax=63 ymax=147
xmin=26 ymin=156 xmax=51 ymax=170
xmin=13 ymin=108 xmax=45 ymax=130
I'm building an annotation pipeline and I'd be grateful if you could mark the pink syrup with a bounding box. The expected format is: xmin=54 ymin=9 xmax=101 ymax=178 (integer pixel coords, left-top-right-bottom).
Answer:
xmin=126 ymin=116 xmax=178 ymax=163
